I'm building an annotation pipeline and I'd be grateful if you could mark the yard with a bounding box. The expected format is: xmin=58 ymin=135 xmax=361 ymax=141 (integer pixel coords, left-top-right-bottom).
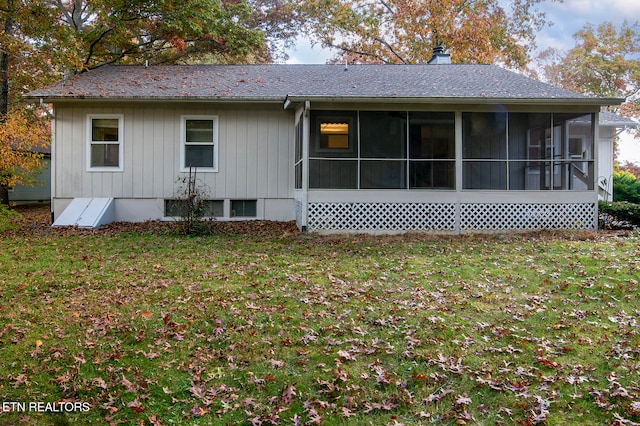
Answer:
xmin=1 ymin=206 xmax=639 ymax=425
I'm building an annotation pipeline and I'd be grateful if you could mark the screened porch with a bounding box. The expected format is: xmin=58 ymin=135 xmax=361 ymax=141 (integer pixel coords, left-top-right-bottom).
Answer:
xmin=294 ymin=109 xmax=599 ymax=233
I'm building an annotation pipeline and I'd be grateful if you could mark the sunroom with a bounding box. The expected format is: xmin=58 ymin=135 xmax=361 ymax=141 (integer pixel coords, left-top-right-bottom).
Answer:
xmin=293 ymin=105 xmax=598 ymax=233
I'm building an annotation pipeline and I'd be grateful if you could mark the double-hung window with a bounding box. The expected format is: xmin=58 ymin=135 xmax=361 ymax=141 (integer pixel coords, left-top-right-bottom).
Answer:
xmin=181 ymin=115 xmax=218 ymax=172
xmin=88 ymin=115 xmax=123 ymax=171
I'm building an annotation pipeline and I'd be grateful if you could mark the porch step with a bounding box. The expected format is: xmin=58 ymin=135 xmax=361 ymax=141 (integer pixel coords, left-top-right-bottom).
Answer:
xmin=53 ymin=198 xmax=115 ymax=228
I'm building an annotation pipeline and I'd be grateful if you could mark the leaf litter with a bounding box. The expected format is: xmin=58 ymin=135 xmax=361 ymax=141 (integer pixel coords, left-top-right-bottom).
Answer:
xmin=0 ymin=206 xmax=639 ymax=424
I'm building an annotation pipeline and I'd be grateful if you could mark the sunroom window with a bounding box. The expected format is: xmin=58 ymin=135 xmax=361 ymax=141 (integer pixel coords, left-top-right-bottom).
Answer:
xmin=462 ymin=112 xmax=594 ymax=190
xmin=309 ymin=110 xmax=455 ymax=190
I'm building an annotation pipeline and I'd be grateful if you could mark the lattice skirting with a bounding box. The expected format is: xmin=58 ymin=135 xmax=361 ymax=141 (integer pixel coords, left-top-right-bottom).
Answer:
xmin=308 ymin=202 xmax=456 ymax=232
xmin=306 ymin=202 xmax=596 ymax=232
xmin=460 ymin=203 xmax=595 ymax=231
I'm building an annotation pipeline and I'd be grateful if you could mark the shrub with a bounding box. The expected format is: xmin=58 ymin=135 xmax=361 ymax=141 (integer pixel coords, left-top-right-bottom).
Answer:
xmin=613 ymin=170 xmax=640 ymax=203
xmin=599 ymin=201 xmax=640 ymax=228
xmin=171 ymin=167 xmax=214 ymax=235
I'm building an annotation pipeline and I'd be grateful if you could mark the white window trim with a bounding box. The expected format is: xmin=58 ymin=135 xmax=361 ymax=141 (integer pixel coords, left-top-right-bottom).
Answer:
xmin=180 ymin=115 xmax=219 ymax=173
xmin=86 ymin=114 xmax=124 ymax=172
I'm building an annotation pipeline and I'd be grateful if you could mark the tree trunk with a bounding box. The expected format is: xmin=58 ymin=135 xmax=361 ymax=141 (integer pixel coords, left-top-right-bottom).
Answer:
xmin=0 ymin=185 xmax=8 ymax=206
xmin=0 ymin=9 xmax=14 ymax=206
xmin=0 ymin=11 xmax=12 ymax=117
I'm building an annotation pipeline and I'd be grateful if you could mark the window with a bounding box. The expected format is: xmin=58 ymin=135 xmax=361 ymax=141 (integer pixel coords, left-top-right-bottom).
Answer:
xmin=311 ymin=112 xmax=357 ymax=157
xmin=320 ymin=122 xmax=350 ymax=149
xmin=231 ymin=200 xmax=257 ymax=217
xmin=181 ymin=116 xmax=218 ymax=171
xmin=88 ymin=115 xmax=123 ymax=170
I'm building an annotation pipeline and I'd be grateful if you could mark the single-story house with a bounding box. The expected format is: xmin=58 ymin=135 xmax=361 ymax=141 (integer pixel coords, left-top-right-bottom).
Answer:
xmin=26 ymin=56 xmax=625 ymax=233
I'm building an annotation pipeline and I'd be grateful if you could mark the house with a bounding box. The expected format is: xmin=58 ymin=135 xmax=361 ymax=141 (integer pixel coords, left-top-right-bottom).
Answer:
xmin=597 ymin=111 xmax=638 ymax=202
xmin=26 ymin=59 xmax=624 ymax=233
xmin=8 ymin=147 xmax=51 ymax=205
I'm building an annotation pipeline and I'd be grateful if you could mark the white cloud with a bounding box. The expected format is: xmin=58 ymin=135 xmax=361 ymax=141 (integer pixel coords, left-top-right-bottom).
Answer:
xmin=286 ymin=38 xmax=334 ymax=64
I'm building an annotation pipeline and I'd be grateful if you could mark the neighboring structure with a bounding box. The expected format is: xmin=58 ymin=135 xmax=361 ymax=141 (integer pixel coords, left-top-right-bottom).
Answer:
xmin=26 ymin=61 xmax=624 ymax=232
xmin=8 ymin=149 xmax=51 ymax=205
xmin=597 ymin=111 xmax=638 ymax=202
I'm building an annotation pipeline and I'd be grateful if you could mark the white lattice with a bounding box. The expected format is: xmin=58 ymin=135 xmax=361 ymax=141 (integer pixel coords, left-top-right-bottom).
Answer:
xmin=460 ymin=203 xmax=595 ymax=231
xmin=308 ymin=203 xmax=456 ymax=232
xmin=306 ymin=201 xmax=595 ymax=232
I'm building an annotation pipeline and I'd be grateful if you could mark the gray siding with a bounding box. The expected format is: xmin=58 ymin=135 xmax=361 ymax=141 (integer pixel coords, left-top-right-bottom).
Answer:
xmin=53 ymin=103 xmax=294 ymax=201
xmin=9 ymin=158 xmax=51 ymax=203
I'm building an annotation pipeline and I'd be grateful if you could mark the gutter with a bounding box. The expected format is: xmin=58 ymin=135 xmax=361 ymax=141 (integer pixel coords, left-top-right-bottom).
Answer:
xmin=25 ymin=95 xmax=288 ymax=104
xmin=282 ymin=95 xmax=626 ymax=108
xmin=26 ymin=94 xmax=626 ymax=108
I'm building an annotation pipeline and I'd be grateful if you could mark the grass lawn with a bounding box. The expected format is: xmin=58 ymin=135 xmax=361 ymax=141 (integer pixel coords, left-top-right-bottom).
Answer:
xmin=1 ymin=207 xmax=639 ymax=425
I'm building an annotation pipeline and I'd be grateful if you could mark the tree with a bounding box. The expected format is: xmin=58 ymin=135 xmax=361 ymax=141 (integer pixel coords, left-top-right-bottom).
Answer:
xmin=0 ymin=0 xmax=300 ymax=204
xmin=537 ymin=21 xmax=640 ymax=126
xmin=41 ymin=0 xmax=271 ymax=73
xmin=1 ymin=0 xmax=57 ymax=204
xmin=619 ymin=161 xmax=640 ymax=179
xmin=297 ymin=0 xmax=557 ymax=68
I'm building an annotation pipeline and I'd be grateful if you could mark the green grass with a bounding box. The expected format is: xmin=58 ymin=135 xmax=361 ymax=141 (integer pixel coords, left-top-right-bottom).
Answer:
xmin=1 ymin=219 xmax=639 ymax=425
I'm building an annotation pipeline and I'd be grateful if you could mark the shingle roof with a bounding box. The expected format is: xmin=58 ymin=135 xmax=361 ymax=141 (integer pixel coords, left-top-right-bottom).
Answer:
xmin=25 ymin=64 xmax=622 ymax=106
xmin=599 ymin=111 xmax=638 ymax=127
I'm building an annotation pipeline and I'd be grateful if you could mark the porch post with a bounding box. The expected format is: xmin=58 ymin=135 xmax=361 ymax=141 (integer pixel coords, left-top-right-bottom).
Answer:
xmin=302 ymin=101 xmax=310 ymax=231
xmin=593 ymin=111 xmax=600 ymax=230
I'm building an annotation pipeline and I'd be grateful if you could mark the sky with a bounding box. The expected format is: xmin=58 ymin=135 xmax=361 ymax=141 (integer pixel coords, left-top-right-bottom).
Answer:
xmin=284 ymin=0 xmax=640 ymax=164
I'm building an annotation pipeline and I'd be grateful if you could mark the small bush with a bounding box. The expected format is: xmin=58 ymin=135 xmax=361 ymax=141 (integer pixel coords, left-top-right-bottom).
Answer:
xmin=171 ymin=167 xmax=215 ymax=235
xmin=599 ymin=201 xmax=640 ymax=229
xmin=0 ymin=204 xmax=21 ymax=232
xmin=613 ymin=170 xmax=640 ymax=203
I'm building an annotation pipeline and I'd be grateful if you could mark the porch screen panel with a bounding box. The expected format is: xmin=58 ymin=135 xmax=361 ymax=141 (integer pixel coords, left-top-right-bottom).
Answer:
xmin=409 ymin=112 xmax=455 ymax=189
xmin=295 ymin=120 xmax=303 ymax=189
xmin=310 ymin=111 xmax=357 ymax=158
xmin=462 ymin=112 xmax=507 ymax=189
xmin=508 ymin=113 xmax=552 ymax=190
xmin=360 ymin=161 xmax=406 ymax=189
xmin=552 ymin=113 xmax=594 ymax=190
xmin=463 ymin=161 xmax=506 ymax=190
xmin=309 ymin=111 xmax=358 ymax=189
xmin=359 ymin=111 xmax=407 ymax=189
xmin=360 ymin=112 xmax=407 ymax=158
xmin=309 ymin=159 xmax=357 ymax=189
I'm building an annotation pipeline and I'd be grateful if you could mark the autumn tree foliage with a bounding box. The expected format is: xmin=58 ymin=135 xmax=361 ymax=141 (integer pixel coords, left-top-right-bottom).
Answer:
xmin=35 ymin=0 xmax=289 ymax=73
xmin=619 ymin=161 xmax=640 ymax=179
xmin=0 ymin=0 xmax=300 ymax=204
xmin=0 ymin=109 xmax=50 ymax=189
xmin=537 ymin=21 xmax=640 ymax=127
xmin=297 ymin=0 xmax=557 ymax=68
xmin=0 ymin=0 xmax=56 ymax=204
